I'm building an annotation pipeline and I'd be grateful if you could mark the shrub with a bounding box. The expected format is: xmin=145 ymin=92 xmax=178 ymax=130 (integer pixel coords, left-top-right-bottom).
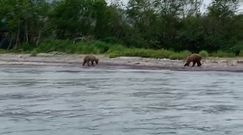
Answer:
xmin=30 ymin=49 xmax=38 ymax=57
xmin=199 ymin=50 xmax=209 ymax=58
xmin=0 ymin=49 xmax=7 ymax=54
xmin=19 ymin=43 xmax=35 ymax=51
xmin=92 ymin=41 xmax=110 ymax=53
xmin=37 ymin=40 xmax=72 ymax=52
xmin=101 ymin=37 xmax=122 ymax=44
xmin=239 ymin=50 xmax=243 ymax=57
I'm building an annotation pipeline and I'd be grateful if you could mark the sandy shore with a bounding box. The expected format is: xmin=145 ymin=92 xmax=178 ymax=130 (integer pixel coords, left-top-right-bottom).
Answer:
xmin=0 ymin=53 xmax=243 ymax=72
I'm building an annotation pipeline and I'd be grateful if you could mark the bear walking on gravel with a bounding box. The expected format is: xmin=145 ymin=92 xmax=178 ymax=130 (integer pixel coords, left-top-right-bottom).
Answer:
xmin=184 ymin=54 xmax=202 ymax=67
xmin=83 ymin=55 xmax=99 ymax=66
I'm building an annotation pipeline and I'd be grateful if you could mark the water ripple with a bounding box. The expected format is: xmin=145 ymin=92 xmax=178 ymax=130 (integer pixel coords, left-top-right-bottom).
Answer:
xmin=0 ymin=67 xmax=242 ymax=135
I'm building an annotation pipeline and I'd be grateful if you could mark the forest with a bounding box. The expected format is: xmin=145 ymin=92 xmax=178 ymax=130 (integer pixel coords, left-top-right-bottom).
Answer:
xmin=0 ymin=0 xmax=243 ymax=58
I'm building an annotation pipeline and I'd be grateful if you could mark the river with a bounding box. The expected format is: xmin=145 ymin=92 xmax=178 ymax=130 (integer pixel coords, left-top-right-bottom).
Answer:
xmin=0 ymin=66 xmax=242 ymax=135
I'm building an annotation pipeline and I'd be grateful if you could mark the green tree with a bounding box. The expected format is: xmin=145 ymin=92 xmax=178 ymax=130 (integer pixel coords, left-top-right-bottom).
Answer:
xmin=204 ymin=0 xmax=239 ymax=51
xmin=0 ymin=0 xmax=50 ymax=47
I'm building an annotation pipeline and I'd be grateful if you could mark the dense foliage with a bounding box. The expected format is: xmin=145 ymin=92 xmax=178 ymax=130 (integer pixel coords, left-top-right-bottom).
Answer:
xmin=0 ymin=0 xmax=242 ymax=54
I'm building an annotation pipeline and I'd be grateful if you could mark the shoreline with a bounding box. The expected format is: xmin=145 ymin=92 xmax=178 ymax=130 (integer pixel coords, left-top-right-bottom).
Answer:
xmin=0 ymin=53 xmax=243 ymax=72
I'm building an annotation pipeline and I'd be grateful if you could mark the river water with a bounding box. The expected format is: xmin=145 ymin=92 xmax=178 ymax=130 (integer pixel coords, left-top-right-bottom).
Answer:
xmin=0 ymin=66 xmax=242 ymax=135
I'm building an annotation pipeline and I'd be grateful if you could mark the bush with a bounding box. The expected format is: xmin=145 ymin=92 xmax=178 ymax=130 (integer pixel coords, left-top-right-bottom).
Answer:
xmin=101 ymin=37 xmax=122 ymax=44
xmin=199 ymin=50 xmax=209 ymax=58
xmin=92 ymin=41 xmax=110 ymax=53
xmin=0 ymin=49 xmax=7 ymax=54
xmin=75 ymin=44 xmax=99 ymax=54
xmin=19 ymin=43 xmax=35 ymax=52
xmin=239 ymin=50 xmax=243 ymax=57
xmin=230 ymin=41 xmax=243 ymax=56
xmin=37 ymin=40 xmax=73 ymax=53
xmin=75 ymin=41 xmax=112 ymax=54
xmin=30 ymin=49 xmax=38 ymax=57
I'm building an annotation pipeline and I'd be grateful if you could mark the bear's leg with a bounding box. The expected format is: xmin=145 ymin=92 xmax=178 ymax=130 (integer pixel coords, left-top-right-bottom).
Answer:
xmin=82 ymin=61 xmax=86 ymax=66
xmin=192 ymin=61 xmax=196 ymax=67
xmin=184 ymin=62 xmax=190 ymax=66
xmin=197 ymin=61 xmax=202 ymax=66
xmin=87 ymin=61 xmax=91 ymax=66
xmin=91 ymin=60 xmax=94 ymax=66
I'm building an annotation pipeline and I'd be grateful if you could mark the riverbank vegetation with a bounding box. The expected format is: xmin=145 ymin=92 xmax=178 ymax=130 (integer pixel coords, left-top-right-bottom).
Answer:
xmin=0 ymin=0 xmax=242 ymax=59
xmin=1 ymin=40 xmax=240 ymax=60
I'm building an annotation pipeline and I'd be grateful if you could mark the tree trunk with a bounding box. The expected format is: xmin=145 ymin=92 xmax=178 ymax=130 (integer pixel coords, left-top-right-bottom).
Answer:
xmin=15 ymin=22 xmax=21 ymax=49
xmin=7 ymin=33 xmax=13 ymax=50
xmin=36 ymin=29 xmax=42 ymax=46
xmin=25 ymin=23 xmax=29 ymax=43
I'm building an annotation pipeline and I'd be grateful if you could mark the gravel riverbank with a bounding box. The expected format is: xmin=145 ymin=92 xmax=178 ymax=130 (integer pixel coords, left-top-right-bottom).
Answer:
xmin=0 ymin=53 xmax=243 ymax=72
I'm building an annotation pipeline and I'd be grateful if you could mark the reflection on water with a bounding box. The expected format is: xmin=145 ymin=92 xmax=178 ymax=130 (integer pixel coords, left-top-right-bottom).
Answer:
xmin=0 ymin=66 xmax=243 ymax=135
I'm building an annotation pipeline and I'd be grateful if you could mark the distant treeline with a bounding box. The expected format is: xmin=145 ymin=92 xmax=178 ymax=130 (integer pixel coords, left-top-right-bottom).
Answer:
xmin=0 ymin=0 xmax=242 ymax=53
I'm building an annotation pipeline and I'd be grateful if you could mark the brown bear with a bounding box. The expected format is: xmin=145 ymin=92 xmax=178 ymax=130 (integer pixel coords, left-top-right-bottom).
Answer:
xmin=83 ymin=55 xmax=99 ymax=66
xmin=184 ymin=54 xmax=202 ymax=67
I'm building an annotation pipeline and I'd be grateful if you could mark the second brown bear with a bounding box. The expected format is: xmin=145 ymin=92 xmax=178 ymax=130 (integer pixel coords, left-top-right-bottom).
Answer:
xmin=83 ymin=55 xmax=99 ymax=66
xmin=184 ymin=54 xmax=202 ymax=67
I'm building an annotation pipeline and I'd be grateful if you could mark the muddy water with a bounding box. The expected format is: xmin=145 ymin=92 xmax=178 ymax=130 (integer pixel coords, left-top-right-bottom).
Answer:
xmin=0 ymin=66 xmax=242 ymax=135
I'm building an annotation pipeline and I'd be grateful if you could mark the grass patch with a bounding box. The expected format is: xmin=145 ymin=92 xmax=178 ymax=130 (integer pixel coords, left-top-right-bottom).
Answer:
xmin=9 ymin=40 xmax=243 ymax=59
xmin=22 ymin=40 xmax=113 ymax=54
xmin=108 ymin=48 xmax=191 ymax=60
xmin=30 ymin=49 xmax=38 ymax=57
xmin=0 ymin=49 xmax=8 ymax=54
xmin=210 ymin=51 xmax=235 ymax=57
xmin=239 ymin=50 xmax=243 ymax=57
